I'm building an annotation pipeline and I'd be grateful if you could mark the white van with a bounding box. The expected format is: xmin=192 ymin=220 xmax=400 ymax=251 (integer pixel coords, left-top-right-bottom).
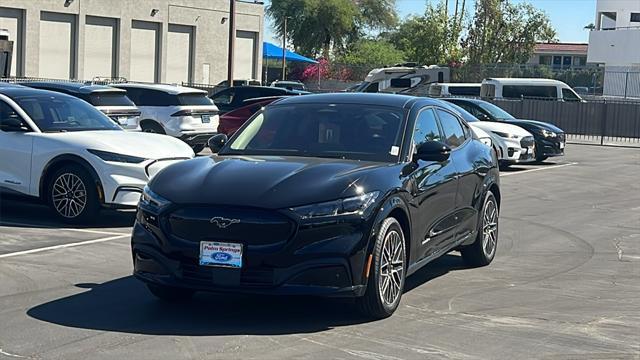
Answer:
xmin=480 ymin=78 xmax=584 ymax=102
xmin=428 ymin=83 xmax=481 ymax=97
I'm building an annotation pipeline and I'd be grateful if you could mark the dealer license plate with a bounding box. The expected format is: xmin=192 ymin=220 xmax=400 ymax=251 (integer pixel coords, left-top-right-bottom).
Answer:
xmin=201 ymin=114 xmax=211 ymax=123
xmin=199 ymin=241 xmax=242 ymax=268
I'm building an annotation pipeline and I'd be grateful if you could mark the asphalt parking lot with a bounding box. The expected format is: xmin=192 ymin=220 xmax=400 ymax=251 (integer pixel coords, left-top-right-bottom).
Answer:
xmin=0 ymin=144 xmax=638 ymax=360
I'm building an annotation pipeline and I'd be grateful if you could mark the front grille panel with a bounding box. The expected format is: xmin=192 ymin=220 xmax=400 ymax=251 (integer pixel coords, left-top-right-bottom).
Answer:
xmin=520 ymin=136 xmax=535 ymax=148
xmin=167 ymin=206 xmax=295 ymax=246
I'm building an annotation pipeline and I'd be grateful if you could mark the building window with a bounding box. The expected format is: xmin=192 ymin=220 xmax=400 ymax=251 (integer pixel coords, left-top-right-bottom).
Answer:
xmin=539 ymin=55 xmax=552 ymax=65
xmin=599 ymin=12 xmax=616 ymax=30
xmin=573 ymin=57 xmax=587 ymax=67
xmin=631 ymin=13 xmax=640 ymax=23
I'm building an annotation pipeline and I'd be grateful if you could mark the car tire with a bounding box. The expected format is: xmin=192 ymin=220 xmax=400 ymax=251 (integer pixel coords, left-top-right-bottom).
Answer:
xmin=461 ymin=191 xmax=498 ymax=267
xmin=141 ymin=122 xmax=165 ymax=134
xmin=191 ymin=144 xmax=205 ymax=154
xmin=146 ymin=283 xmax=194 ymax=302
xmin=357 ymin=217 xmax=406 ymax=319
xmin=47 ymin=164 xmax=100 ymax=223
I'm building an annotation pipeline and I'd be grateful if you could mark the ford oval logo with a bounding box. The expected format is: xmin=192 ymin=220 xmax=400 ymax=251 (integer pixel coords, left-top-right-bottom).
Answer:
xmin=211 ymin=252 xmax=232 ymax=262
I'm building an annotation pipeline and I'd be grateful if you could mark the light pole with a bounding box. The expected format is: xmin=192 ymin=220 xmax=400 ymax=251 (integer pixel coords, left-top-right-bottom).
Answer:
xmin=281 ymin=16 xmax=288 ymax=81
xmin=227 ymin=0 xmax=236 ymax=87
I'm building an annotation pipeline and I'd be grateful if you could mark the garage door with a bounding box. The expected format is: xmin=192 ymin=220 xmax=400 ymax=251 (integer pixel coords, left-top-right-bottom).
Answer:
xmin=0 ymin=7 xmax=23 ymax=76
xmin=39 ymin=12 xmax=76 ymax=79
xmin=84 ymin=16 xmax=116 ymax=79
xmin=166 ymin=24 xmax=193 ymax=84
xmin=130 ymin=21 xmax=159 ymax=82
xmin=234 ymin=31 xmax=256 ymax=80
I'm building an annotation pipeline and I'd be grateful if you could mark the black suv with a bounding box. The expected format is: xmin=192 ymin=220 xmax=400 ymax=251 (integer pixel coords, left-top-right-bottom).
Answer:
xmin=132 ymin=93 xmax=500 ymax=318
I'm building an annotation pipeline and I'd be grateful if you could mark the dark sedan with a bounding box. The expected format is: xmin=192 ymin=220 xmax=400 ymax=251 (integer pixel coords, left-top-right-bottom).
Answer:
xmin=443 ymin=98 xmax=565 ymax=162
xmin=132 ymin=93 xmax=500 ymax=318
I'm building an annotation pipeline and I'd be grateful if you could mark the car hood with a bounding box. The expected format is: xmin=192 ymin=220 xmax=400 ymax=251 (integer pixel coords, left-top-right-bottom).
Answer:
xmin=149 ymin=155 xmax=397 ymax=209
xmin=506 ymin=119 xmax=564 ymax=133
xmin=470 ymin=121 xmax=532 ymax=137
xmin=37 ymin=131 xmax=194 ymax=160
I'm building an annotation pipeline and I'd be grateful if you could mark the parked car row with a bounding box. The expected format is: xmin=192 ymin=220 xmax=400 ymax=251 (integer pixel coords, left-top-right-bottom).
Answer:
xmin=2 ymin=77 xmax=569 ymax=319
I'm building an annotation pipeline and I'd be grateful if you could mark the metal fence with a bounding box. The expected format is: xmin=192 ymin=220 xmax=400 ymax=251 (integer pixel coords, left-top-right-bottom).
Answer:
xmin=490 ymin=97 xmax=640 ymax=145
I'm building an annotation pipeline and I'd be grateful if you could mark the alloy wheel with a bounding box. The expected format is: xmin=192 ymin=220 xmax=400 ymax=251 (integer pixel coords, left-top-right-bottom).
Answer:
xmin=378 ymin=229 xmax=405 ymax=306
xmin=482 ymin=198 xmax=498 ymax=259
xmin=52 ymin=173 xmax=87 ymax=218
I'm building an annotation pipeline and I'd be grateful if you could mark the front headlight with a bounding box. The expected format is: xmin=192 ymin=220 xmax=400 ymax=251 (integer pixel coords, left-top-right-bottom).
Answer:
xmin=492 ymin=131 xmax=518 ymax=139
xmin=140 ymin=185 xmax=171 ymax=210
xmin=290 ymin=191 xmax=380 ymax=219
xmin=479 ymin=137 xmax=492 ymax=147
xmin=539 ymin=129 xmax=556 ymax=138
xmin=87 ymin=149 xmax=147 ymax=163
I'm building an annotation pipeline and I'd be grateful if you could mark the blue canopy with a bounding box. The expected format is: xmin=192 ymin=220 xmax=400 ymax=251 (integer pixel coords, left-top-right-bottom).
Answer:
xmin=263 ymin=42 xmax=317 ymax=64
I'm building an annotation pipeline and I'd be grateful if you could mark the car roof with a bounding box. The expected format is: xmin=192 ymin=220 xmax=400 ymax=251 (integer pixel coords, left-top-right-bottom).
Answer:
xmin=272 ymin=93 xmax=430 ymax=108
xmin=442 ymin=97 xmax=486 ymax=105
xmin=112 ymin=83 xmax=206 ymax=95
xmin=0 ymin=82 xmax=25 ymax=88
xmin=0 ymin=86 xmax=78 ymax=100
xmin=20 ymin=81 xmax=125 ymax=94
xmin=483 ymin=78 xmax=568 ymax=86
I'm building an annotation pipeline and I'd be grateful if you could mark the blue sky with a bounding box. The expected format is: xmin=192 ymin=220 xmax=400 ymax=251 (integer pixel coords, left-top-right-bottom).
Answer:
xmin=264 ymin=0 xmax=596 ymax=44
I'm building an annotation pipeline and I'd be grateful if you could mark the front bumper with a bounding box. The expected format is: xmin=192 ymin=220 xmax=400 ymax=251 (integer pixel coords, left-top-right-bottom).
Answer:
xmin=179 ymin=132 xmax=216 ymax=146
xmin=131 ymin=206 xmax=374 ymax=297
xmin=97 ymin=159 xmax=188 ymax=207
xmin=536 ymin=134 xmax=565 ymax=157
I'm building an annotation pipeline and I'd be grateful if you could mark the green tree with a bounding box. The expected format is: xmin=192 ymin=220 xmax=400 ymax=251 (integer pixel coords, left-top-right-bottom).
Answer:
xmin=386 ymin=1 xmax=465 ymax=65
xmin=337 ymin=39 xmax=405 ymax=67
xmin=268 ymin=0 xmax=397 ymax=58
xmin=462 ymin=0 xmax=557 ymax=64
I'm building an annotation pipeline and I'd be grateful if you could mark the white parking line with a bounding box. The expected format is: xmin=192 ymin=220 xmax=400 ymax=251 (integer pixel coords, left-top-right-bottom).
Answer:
xmin=0 ymin=234 xmax=129 ymax=259
xmin=0 ymin=221 xmax=126 ymax=236
xmin=501 ymin=162 xmax=578 ymax=177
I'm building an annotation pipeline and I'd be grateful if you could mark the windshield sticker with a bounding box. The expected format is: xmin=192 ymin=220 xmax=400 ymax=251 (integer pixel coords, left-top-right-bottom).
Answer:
xmin=390 ymin=146 xmax=400 ymax=156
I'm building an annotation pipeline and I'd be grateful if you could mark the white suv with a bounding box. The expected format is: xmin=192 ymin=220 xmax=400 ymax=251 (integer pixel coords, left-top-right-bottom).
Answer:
xmin=0 ymin=85 xmax=194 ymax=223
xmin=113 ymin=83 xmax=219 ymax=153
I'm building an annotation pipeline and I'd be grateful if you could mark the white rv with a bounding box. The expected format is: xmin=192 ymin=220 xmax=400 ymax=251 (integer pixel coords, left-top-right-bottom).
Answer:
xmin=354 ymin=64 xmax=450 ymax=93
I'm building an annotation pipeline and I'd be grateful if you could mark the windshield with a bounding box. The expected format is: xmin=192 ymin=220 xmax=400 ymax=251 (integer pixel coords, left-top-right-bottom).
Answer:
xmin=221 ymin=103 xmax=406 ymax=162
xmin=15 ymin=95 xmax=121 ymax=132
xmin=88 ymin=92 xmax=135 ymax=107
xmin=477 ymin=102 xmax=515 ymax=120
xmin=177 ymin=93 xmax=214 ymax=106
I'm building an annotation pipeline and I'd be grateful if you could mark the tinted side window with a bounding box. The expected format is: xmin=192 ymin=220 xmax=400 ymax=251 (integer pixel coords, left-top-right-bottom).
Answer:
xmin=121 ymin=88 xmax=142 ymax=104
xmin=212 ymin=88 xmax=235 ymax=105
xmin=139 ymin=90 xmax=178 ymax=106
xmin=436 ymin=109 xmax=466 ymax=148
xmin=503 ymin=85 xmax=557 ymax=99
xmin=449 ymin=86 xmax=481 ymax=96
xmin=413 ymin=108 xmax=441 ymax=146
xmin=561 ymin=88 xmax=581 ymax=102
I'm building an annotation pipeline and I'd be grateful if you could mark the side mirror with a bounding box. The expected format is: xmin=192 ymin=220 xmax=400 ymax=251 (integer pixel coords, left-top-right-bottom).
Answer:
xmin=414 ymin=141 xmax=451 ymax=162
xmin=208 ymin=133 xmax=228 ymax=153
xmin=0 ymin=116 xmax=26 ymax=132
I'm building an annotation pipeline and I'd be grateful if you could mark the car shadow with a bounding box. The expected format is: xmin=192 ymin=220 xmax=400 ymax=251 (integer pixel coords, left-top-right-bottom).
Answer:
xmin=27 ymin=255 xmax=468 ymax=336
xmin=0 ymin=195 xmax=136 ymax=229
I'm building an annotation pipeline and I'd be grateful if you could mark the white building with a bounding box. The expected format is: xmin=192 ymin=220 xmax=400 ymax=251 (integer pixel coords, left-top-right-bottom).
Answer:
xmin=587 ymin=0 xmax=640 ymax=97
xmin=0 ymin=0 xmax=264 ymax=85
